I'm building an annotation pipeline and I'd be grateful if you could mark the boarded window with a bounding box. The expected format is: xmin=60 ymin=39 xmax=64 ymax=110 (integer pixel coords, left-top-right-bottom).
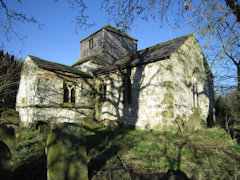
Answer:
xmin=63 ymin=82 xmax=75 ymax=103
xmin=89 ymin=38 xmax=93 ymax=49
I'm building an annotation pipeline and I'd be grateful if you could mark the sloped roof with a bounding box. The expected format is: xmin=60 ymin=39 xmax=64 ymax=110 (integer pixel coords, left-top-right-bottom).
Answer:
xmin=72 ymin=51 xmax=110 ymax=66
xmin=80 ymin=24 xmax=137 ymax=42
xmin=28 ymin=55 xmax=92 ymax=78
xmin=94 ymin=33 xmax=193 ymax=75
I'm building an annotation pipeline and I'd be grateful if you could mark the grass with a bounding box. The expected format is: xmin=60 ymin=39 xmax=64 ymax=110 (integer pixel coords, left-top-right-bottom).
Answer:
xmin=10 ymin=127 xmax=48 ymax=180
xmin=86 ymin=126 xmax=240 ymax=179
xmin=8 ymin=125 xmax=240 ymax=179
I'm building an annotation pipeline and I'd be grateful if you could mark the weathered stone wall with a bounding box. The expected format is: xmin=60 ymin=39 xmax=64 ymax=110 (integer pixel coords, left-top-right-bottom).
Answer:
xmin=95 ymin=36 xmax=213 ymax=131
xmin=16 ymin=57 xmax=93 ymax=127
xmin=80 ymin=30 xmax=103 ymax=59
xmin=95 ymin=72 xmax=124 ymax=124
xmin=103 ymin=29 xmax=137 ymax=60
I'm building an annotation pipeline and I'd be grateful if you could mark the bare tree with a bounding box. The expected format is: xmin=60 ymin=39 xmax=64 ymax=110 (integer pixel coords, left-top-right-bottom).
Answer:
xmin=0 ymin=0 xmax=40 ymax=42
xmin=0 ymin=50 xmax=22 ymax=112
xmin=0 ymin=0 xmax=95 ymax=44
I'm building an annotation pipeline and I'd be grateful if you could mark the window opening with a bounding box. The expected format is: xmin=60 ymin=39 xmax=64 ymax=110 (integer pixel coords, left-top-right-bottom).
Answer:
xmin=89 ymin=38 xmax=93 ymax=49
xmin=63 ymin=82 xmax=75 ymax=103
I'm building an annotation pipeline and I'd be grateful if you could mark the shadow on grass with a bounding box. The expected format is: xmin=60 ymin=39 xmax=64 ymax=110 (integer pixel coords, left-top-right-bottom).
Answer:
xmin=86 ymin=126 xmax=129 ymax=179
xmin=86 ymin=127 xmax=190 ymax=179
xmin=11 ymin=153 xmax=47 ymax=180
xmin=138 ymin=140 xmax=190 ymax=180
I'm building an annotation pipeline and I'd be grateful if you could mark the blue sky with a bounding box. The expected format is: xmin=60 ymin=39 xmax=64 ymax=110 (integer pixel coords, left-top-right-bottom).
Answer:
xmin=0 ymin=0 xmax=192 ymax=66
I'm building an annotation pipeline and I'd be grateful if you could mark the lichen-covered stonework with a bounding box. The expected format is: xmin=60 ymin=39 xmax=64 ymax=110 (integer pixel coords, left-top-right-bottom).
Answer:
xmin=46 ymin=123 xmax=88 ymax=180
xmin=95 ymin=36 xmax=214 ymax=131
xmin=16 ymin=26 xmax=214 ymax=131
xmin=16 ymin=56 xmax=93 ymax=127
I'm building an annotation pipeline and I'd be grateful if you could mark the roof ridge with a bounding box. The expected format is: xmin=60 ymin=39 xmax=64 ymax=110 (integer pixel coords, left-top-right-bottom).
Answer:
xmin=28 ymin=55 xmax=73 ymax=68
xmin=96 ymin=33 xmax=194 ymax=75
xmin=118 ymin=33 xmax=193 ymax=61
xmin=103 ymin=24 xmax=138 ymax=41
xmin=28 ymin=55 xmax=92 ymax=78
xmin=138 ymin=33 xmax=194 ymax=52
xmin=80 ymin=24 xmax=137 ymax=42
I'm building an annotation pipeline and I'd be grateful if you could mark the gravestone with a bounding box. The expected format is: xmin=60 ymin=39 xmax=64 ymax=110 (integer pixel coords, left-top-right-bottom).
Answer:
xmin=46 ymin=123 xmax=88 ymax=180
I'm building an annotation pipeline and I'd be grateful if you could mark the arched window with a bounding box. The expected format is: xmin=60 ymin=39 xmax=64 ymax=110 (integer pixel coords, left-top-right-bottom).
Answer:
xmin=63 ymin=82 xmax=75 ymax=103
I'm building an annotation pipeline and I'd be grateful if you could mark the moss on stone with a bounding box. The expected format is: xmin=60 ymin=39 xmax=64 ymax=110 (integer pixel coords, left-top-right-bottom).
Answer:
xmin=46 ymin=123 xmax=88 ymax=180
xmin=186 ymin=107 xmax=203 ymax=132
xmin=162 ymin=111 xmax=174 ymax=118
xmin=153 ymin=123 xmax=162 ymax=130
xmin=1 ymin=109 xmax=19 ymax=126
xmin=161 ymin=92 xmax=174 ymax=105
xmin=166 ymin=64 xmax=173 ymax=71
xmin=0 ymin=125 xmax=15 ymax=153
xmin=163 ymin=81 xmax=173 ymax=87
xmin=175 ymin=115 xmax=185 ymax=132
xmin=17 ymin=103 xmax=93 ymax=109
xmin=82 ymin=116 xmax=93 ymax=129
xmin=162 ymin=118 xmax=167 ymax=124
xmin=155 ymin=112 xmax=161 ymax=117
xmin=102 ymin=101 xmax=109 ymax=107
xmin=162 ymin=124 xmax=178 ymax=132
